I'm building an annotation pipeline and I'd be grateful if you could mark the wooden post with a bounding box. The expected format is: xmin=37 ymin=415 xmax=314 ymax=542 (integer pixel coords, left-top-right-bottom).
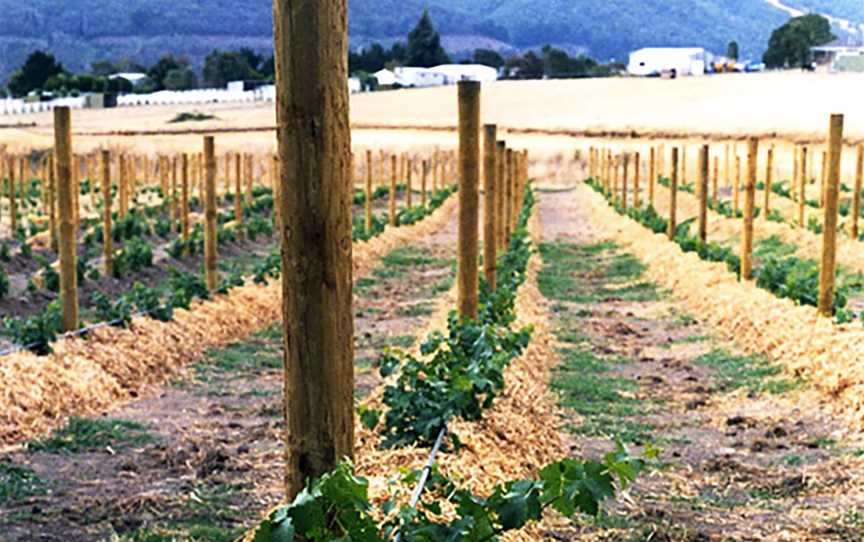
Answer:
xmin=853 ymin=144 xmax=863 ymax=239
xmin=649 ymin=147 xmax=656 ymax=207
xmin=621 ymin=152 xmax=629 ymax=211
xmin=8 ymin=156 xmax=16 ymax=234
xmin=458 ymin=81 xmax=480 ymax=320
xmin=234 ymin=152 xmax=243 ymax=227
xmin=159 ymin=155 xmax=168 ymax=201
xmin=633 ymin=151 xmax=641 ymax=208
xmin=406 ymin=158 xmax=413 ymax=208
xmin=364 ymin=149 xmax=373 ymax=232
xmin=204 ymin=137 xmax=218 ymax=290
xmin=508 ymin=148 xmax=518 ymax=234
xmin=389 ymin=154 xmax=397 ymax=226
xmin=681 ymin=145 xmax=687 ymax=184
xmin=273 ymin=0 xmax=354 ymax=499
xmin=764 ymin=146 xmax=774 ymax=220
xmin=171 ymin=155 xmax=179 ymax=232
xmin=733 ymin=155 xmax=741 ymax=214
xmin=821 ymin=150 xmax=828 ymax=207
xmin=118 ymin=154 xmax=128 ymax=219
xmin=496 ymin=141 xmax=506 ymax=253
xmin=799 ymin=147 xmax=808 ymax=227
xmin=724 ymin=143 xmax=731 ymax=187
xmin=54 ymin=107 xmax=78 ymax=332
xmin=483 ymin=124 xmax=497 ymax=290
xmin=668 ymin=148 xmax=678 ymax=240
xmin=181 ymin=153 xmax=190 ymax=243
xmin=224 ymin=153 xmax=231 ymax=200
xmin=818 ymin=114 xmax=844 ymax=317
xmin=792 ymin=146 xmax=800 ymax=201
xmin=48 ymin=155 xmax=57 ymax=252
xmin=741 ymin=138 xmax=758 ymax=281
xmin=421 ymin=159 xmax=428 ymax=207
xmin=101 ymin=150 xmax=113 ymax=276
xmin=246 ymin=153 xmax=254 ymax=204
xmin=712 ymin=155 xmax=719 ymax=207
xmin=698 ymin=144 xmax=709 ymax=243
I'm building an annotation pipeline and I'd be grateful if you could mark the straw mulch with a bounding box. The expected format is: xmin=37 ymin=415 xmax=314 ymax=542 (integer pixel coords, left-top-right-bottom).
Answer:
xmin=0 ymin=197 xmax=459 ymax=447
xmin=580 ymin=183 xmax=864 ymax=429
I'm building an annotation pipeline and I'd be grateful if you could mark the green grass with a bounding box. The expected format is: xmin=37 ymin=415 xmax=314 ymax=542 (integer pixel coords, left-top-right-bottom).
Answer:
xmin=381 ymin=246 xmax=450 ymax=268
xmin=396 ymin=302 xmax=434 ymax=317
xmin=693 ymin=349 xmax=800 ymax=395
xmin=27 ymin=417 xmax=155 ymax=454
xmin=754 ymin=235 xmax=798 ymax=261
xmin=538 ymin=241 xmax=658 ymax=304
xmin=355 ymin=277 xmax=377 ymax=297
xmin=199 ymin=326 xmax=282 ymax=374
xmin=552 ymin=347 xmax=653 ymax=444
xmin=0 ymin=460 xmax=45 ymax=504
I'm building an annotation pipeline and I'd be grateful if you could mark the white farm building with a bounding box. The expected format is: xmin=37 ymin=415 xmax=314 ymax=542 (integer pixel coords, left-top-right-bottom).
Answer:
xmin=374 ymin=64 xmax=498 ymax=88
xmin=627 ymin=48 xmax=708 ymax=77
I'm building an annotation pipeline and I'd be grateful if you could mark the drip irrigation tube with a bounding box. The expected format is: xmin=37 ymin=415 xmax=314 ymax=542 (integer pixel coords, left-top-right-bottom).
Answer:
xmin=394 ymin=424 xmax=448 ymax=542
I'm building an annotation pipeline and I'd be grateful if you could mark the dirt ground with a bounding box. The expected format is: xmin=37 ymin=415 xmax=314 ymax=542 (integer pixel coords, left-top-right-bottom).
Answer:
xmin=0 ymin=209 xmax=459 ymax=541
xmin=535 ymin=189 xmax=864 ymax=541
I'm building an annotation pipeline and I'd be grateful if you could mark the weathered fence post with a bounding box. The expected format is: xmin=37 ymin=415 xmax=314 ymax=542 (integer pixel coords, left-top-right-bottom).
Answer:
xmin=649 ymin=147 xmax=656 ymax=206
xmin=406 ymin=157 xmax=413 ymax=208
xmin=818 ymin=114 xmax=844 ymax=317
xmin=181 ymin=153 xmax=190 ymax=244
xmin=8 ymin=156 xmax=16 ymax=234
xmin=668 ymin=147 xmax=678 ymax=240
xmin=496 ymin=141 xmax=507 ymax=253
xmin=483 ymin=124 xmax=497 ymax=290
xmin=458 ymin=81 xmax=481 ymax=319
xmin=48 ymin=155 xmax=58 ymax=252
xmin=733 ymin=155 xmax=741 ymax=214
xmin=234 ymin=152 xmax=243 ymax=231
xmin=741 ymin=138 xmax=758 ymax=281
xmin=852 ymin=144 xmax=863 ymax=239
xmin=364 ymin=150 xmax=373 ymax=232
xmin=273 ymin=0 xmax=354 ymax=500
xmin=118 ymin=154 xmax=128 ymax=219
xmin=204 ymin=137 xmax=218 ymax=291
xmin=421 ymin=159 xmax=428 ymax=207
xmin=101 ymin=150 xmax=113 ymax=276
xmin=389 ymin=154 xmax=397 ymax=226
xmin=633 ymin=151 xmax=641 ymax=208
xmin=621 ymin=152 xmax=629 ymax=211
xmin=698 ymin=144 xmax=709 ymax=243
xmin=799 ymin=147 xmax=808 ymax=227
xmin=712 ymin=155 xmax=719 ymax=207
xmin=54 ymin=107 xmax=78 ymax=332
xmin=764 ymin=146 xmax=774 ymax=220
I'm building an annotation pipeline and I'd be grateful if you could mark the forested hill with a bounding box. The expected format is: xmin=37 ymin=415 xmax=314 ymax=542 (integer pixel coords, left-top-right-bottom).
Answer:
xmin=0 ymin=0 xmax=861 ymax=80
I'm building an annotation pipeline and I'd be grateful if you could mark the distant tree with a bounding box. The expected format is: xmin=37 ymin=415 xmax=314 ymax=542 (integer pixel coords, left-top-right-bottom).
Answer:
xmin=260 ymin=55 xmax=275 ymax=79
xmin=7 ymin=51 xmax=65 ymax=97
xmin=202 ymin=49 xmax=261 ymax=87
xmin=148 ymin=55 xmax=191 ymax=91
xmin=390 ymin=42 xmax=408 ymax=64
xmin=473 ymin=48 xmax=505 ymax=69
xmin=763 ymin=14 xmax=835 ymax=68
xmin=505 ymin=50 xmax=544 ymax=79
xmin=405 ymin=10 xmax=450 ymax=67
xmin=349 ymin=43 xmax=390 ymax=73
xmin=726 ymin=40 xmax=739 ymax=61
xmin=163 ymin=67 xmax=198 ymax=90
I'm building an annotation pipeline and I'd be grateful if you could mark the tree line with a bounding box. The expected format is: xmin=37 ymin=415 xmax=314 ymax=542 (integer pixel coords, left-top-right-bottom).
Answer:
xmin=5 ymin=48 xmax=275 ymax=98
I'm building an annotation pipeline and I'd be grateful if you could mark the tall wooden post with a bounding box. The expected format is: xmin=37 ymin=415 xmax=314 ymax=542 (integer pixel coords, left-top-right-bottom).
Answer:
xmin=852 ymin=145 xmax=863 ymax=239
xmin=54 ymin=107 xmax=78 ymax=332
xmin=48 ymin=156 xmax=57 ymax=252
xmin=712 ymin=155 xmax=719 ymax=207
xmin=733 ymin=155 xmax=741 ymax=214
xmin=273 ymin=0 xmax=354 ymax=500
xmin=821 ymin=150 xmax=828 ymax=208
xmin=649 ymin=147 xmax=656 ymax=207
xmin=792 ymin=146 xmax=800 ymax=200
xmin=421 ymin=159 xmax=428 ymax=207
xmin=668 ymin=147 xmax=678 ymax=240
xmin=633 ymin=151 xmax=641 ymax=208
xmin=483 ymin=124 xmax=497 ymax=290
xmin=496 ymin=141 xmax=506 ymax=253
xmin=118 ymin=154 xmax=128 ymax=219
xmin=621 ymin=153 xmax=629 ymax=211
xmin=741 ymin=138 xmax=758 ymax=281
xmin=406 ymin=158 xmax=413 ymax=208
xmin=204 ymin=137 xmax=218 ymax=290
xmin=457 ymin=81 xmax=480 ymax=320
xmin=389 ymin=154 xmax=397 ymax=226
xmin=818 ymin=115 xmax=844 ymax=317
xmin=364 ymin=150 xmax=373 ymax=232
xmin=171 ymin=155 xmax=179 ymax=232
xmin=799 ymin=147 xmax=808 ymax=227
xmin=234 ymin=152 xmax=243 ymax=227
xmin=181 ymin=153 xmax=190 ymax=243
xmin=101 ymin=150 xmax=113 ymax=276
xmin=764 ymin=146 xmax=774 ymax=219
xmin=8 ymin=156 xmax=16 ymax=235
xmin=698 ymin=144 xmax=709 ymax=243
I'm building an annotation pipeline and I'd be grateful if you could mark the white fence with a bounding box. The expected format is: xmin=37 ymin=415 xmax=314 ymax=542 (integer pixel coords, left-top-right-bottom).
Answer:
xmin=0 ymin=85 xmax=276 ymax=116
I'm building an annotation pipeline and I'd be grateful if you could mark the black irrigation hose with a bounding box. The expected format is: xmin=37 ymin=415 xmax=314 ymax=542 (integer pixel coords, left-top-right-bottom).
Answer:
xmin=394 ymin=424 xmax=448 ymax=542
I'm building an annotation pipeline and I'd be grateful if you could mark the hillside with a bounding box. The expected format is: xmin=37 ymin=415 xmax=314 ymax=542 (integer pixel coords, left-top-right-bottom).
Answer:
xmin=0 ymin=0 xmax=859 ymax=83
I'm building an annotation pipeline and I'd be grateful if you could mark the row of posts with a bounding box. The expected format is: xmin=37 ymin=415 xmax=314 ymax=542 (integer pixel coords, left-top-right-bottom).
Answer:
xmin=588 ymin=114 xmax=847 ymax=317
